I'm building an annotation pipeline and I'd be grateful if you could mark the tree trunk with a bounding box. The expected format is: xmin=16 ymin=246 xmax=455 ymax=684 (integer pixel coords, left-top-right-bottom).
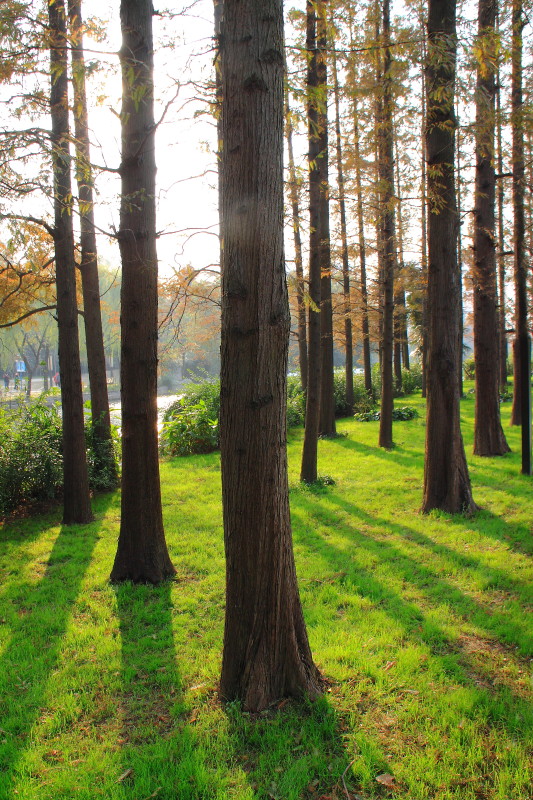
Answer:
xmin=496 ymin=25 xmax=508 ymax=390
xmin=317 ymin=1 xmax=335 ymax=437
xmin=285 ymin=90 xmax=308 ymax=393
xmin=420 ymin=27 xmax=428 ymax=399
xmin=422 ymin=0 xmax=477 ymax=514
xmin=509 ymin=0 xmax=531 ymax=473
xmin=378 ymin=0 xmax=395 ymax=450
xmin=301 ymin=0 xmax=322 ymax=483
xmin=68 ymin=0 xmax=117 ymax=485
xmin=472 ymin=0 xmax=510 ymax=456
xmin=332 ymin=44 xmax=354 ymax=414
xmin=111 ymin=0 xmax=175 ymax=582
xmin=351 ymin=89 xmax=373 ymax=396
xmin=218 ymin=0 xmax=322 ymax=711
xmin=394 ymin=130 xmax=410 ymax=382
xmin=48 ymin=0 xmax=92 ymax=525
xmin=456 ymin=102 xmax=464 ymax=398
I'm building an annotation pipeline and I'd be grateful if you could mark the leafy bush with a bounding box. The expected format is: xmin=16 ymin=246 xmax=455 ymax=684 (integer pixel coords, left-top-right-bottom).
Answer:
xmin=84 ymin=415 xmax=121 ymax=492
xmin=463 ymin=358 xmax=475 ymax=380
xmin=0 ymin=395 xmax=121 ymax=516
xmin=355 ymin=406 xmax=419 ymax=422
xmin=160 ymin=379 xmax=220 ymax=457
xmin=333 ymin=370 xmax=376 ymax=416
xmin=399 ymin=363 xmax=423 ymax=395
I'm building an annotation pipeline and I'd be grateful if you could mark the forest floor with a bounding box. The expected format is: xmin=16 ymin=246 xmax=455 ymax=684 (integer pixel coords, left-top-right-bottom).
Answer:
xmin=0 ymin=386 xmax=531 ymax=800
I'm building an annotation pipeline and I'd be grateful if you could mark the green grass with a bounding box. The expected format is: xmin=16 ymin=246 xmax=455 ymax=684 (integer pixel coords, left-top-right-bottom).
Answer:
xmin=0 ymin=387 xmax=532 ymax=800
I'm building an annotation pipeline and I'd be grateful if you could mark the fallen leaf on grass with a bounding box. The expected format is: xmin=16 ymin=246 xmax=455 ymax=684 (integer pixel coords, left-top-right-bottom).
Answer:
xmin=375 ymin=773 xmax=396 ymax=787
xmin=117 ymin=768 xmax=133 ymax=783
xmin=383 ymin=661 xmax=397 ymax=672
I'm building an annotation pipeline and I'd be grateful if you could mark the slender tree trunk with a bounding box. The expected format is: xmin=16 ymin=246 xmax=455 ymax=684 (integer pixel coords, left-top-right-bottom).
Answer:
xmin=456 ymin=101 xmax=464 ymax=398
xmin=394 ymin=129 xmax=409 ymax=382
xmin=332 ymin=45 xmax=354 ymax=414
xmin=472 ymin=0 xmax=510 ymax=456
xmin=285 ymin=90 xmax=308 ymax=394
xmin=317 ymin=1 xmax=336 ymax=437
xmin=301 ymin=1 xmax=322 ymax=483
xmin=218 ymin=0 xmax=322 ymax=711
xmin=422 ymin=0 xmax=477 ymax=514
xmin=68 ymin=0 xmax=117 ymax=485
xmin=378 ymin=0 xmax=395 ymax=449
xmin=496 ymin=24 xmax=508 ymax=389
xmin=48 ymin=0 xmax=92 ymax=525
xmin=510 ymin=0 xmax=531 ymax=473
xmin=352 ymin=90 xmax=372 ymax=395
xmin=420 ymin=27 xmax=428 ymax=398
xmin=111 ymin=0 xmax=175 ymax=582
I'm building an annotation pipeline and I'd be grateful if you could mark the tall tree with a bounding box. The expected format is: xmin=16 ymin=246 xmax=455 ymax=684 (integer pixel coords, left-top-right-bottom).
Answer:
xmin=301 ymin=0 xmax=322 ymax=483
xmin=377 ymin=0 xmax=395 ymax=450
xmin=110 ymin=0 xmax=175 ymax=582
xmin=316 ymin=0 xmax=336 ymax=437
xmin=422 ymin=0 xmax=477 ymax=513
xmin=472 ymin=0 xmax=510 ymax=456
xmin=332 ymin=42 xmax=354 ymax=414
xmin=218 ymin=0 xmax=322 ymax=710
xmin=495 ymin=16 xmax=508 ymax=389
xmin=48 ymin=0 xmax=92 ymax=524
xmin=285 ymin=89 xmax=308 ymax=393
xmin=68 ymin=0 xmax=117 ymax=485
xmin=509 ymin=0 xmax=531 ymax=474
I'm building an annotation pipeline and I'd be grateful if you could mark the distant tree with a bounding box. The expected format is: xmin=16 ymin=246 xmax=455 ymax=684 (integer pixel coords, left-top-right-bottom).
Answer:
xmin=422 ymin=0 xmax=477 ymax=514
xmin=110 ymin=0 xmax=175 ymax=582
xmin=68 ymin=0 xmax=117 ymax=485
xmin=218 ymin=0 xmax=322 ymax=710
xmin=48 ymin=0 xmax=92 ymax=524
xmin=472 ymin=0 xmax=510 ymax=456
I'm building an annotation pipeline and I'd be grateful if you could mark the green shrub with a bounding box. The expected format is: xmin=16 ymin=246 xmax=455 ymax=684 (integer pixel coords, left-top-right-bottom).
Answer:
xmin=463 ymin=358 xmax=475 ymax=380
xmin=84 ymin=414 xmax=121 ymax=492
xmin=333 ymin=370 xmax=376 ymax=416
xmin=0 ymin=396 xmax=121 ymax=516
xmin=399 ymin=363 xmax=423 ymax=395
xmin=355 ymin=406 xmax=419 ymax=422
xmin=160 ymin=379 xmax=220 ymax=457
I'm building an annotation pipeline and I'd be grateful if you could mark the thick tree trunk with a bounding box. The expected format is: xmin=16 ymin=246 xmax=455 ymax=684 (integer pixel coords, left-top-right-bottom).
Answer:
xmin=420 ymin=30 xmax=428 ymax=399
xmin=378 ymin=0 xmax=395 ymax=450
xmin=509 ymin=0 xmax=531 ymax=473
xmin=111 ymin=0 xmax=175 ymax=582
xmin=218 ymin=0 xmax=322 ymax=711
xmin=332 ymin=46 xmax=353 ymax=414
xmin=285 ymin=91 xmax=308 ymax=394
xmin=472 ymin=0 xmax=510 ymax=456
xmin=301 ymin=1 xmax=322 ymax=483
xmin=422 ymin=0 xmax=477 ymax=514
xmin=317 ymin=1 xmax=335 ymax=437
xmin=68 ymin=0 xmax=117 ymax=485
xmin=48 ymin=0 xmax=92 ymax=525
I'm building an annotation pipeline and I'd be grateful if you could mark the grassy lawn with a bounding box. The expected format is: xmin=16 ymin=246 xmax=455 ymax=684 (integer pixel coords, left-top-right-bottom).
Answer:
xmin=0 ymin=388 xmax=531 ymax=800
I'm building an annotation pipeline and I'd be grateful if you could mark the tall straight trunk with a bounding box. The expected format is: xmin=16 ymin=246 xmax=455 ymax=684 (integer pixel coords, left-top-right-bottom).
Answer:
xmin=420 ymin=24 xmax=428 ymax=398
xmin=332 ymin=45 xmax=353 ymax=414
xmin=394 ymin=129 xmax=409 ymax=383
xmin=285 ymin=90 xmax=308 ymax=393
xmin=422 ymin=0 xmax=477 ymax=514
xmin=378 ymin=0 xmax=395 ymax=449
xmin=48 ymin=0 xmax=92 ymax=525
xmin=68 ymin=0 xmax=117 ymax=484
xmin=111 ymin=0 xmax=175 ymax=582
xmin=317 ymin=1 xmax=335 ymax=437
xmin=510 ymin=0 xmax=531 ymax=473
xmin=218 ymin=0 xmax=322 ymax=711
xmin=496 ymin=24 xmax=508 ymax=389
xmin=301 ymin=1 xmax=322 ymax=482
xmin=472 ymin=0 xmax=510 ymax=456
xmin=352 ymin=90 xmax=372 ymax=395
xmin=456 ymin=101 xmax=464 ymax=397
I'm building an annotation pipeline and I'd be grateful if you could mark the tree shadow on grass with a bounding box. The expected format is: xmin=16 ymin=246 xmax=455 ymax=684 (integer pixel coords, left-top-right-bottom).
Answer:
xmin=0 ymin=511 xmax=106 ymax=799
xmin=290 ymin=493 xmax=532 ymax=739
xmin=331 ymin=431 xmax=423 ymax=469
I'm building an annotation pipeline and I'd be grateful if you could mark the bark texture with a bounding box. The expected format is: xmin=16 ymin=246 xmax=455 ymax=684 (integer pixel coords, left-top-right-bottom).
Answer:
xmin=422 ymin=0 xmax=477 ymax=514
xmin=48 ymin=0 xmax=92 ymax=524
xmin=472 ymin=0 xmax=510 ymax=456
xmin=68 ymin=0 xmax=117 ymax=484
xmin=111 ymin=0 xmax=175 ymax=582
xmin=510 ymin=0 xmax=531 ymax=473
xmin=301 ymin=0 xmax=322 ymax=483
xmin=218 ymin=0 xmax=322 ymax=711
